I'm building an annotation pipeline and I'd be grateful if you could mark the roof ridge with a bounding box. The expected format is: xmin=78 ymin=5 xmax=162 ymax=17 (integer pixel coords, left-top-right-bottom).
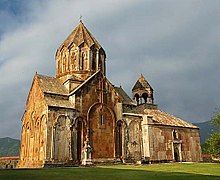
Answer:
xmin=36 ymin=73 xmax=55 ymax=79
xmin=69 ymin=70 xmax=101 ymax=95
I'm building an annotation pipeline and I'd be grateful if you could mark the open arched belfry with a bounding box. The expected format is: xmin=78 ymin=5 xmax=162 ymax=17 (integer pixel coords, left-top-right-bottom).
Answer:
xmin=18 ymin=21 xmax=202 ymax=168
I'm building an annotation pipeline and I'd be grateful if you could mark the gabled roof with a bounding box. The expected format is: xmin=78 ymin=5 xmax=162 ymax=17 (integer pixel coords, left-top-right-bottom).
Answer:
xmin=145 ymin=109 xmax=198 ymax=129
xmin=132 ymin=74 xmax=152 ymax=91
xmin=36 ymin=74 xmax=68 ymax=95
xmin=114 ymin=86 xmax=135 ymax=105
xmin=123 ymin=104 xmax=198 ymax=128
xmin=35 ymin=74 xmax=74 ymax=108
xmin=61 ymin=21 xmax=102 ymax=49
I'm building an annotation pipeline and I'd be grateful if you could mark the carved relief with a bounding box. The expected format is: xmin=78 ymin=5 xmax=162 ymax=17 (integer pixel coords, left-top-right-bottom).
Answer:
xmin=39 ymin=115 xmax=47 ymax=161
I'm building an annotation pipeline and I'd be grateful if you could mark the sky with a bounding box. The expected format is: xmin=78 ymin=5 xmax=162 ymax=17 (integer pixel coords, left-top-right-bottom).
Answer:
xmin=0 ymin=0 xmax=220 ymax=139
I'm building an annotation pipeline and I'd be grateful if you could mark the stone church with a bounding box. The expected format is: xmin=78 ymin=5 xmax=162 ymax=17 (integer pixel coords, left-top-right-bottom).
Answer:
xmin=17 ymin=21 xmax=202 ymax=168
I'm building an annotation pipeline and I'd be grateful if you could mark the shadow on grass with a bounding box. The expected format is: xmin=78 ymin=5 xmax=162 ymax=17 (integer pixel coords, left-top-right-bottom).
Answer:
xmin=0 ymin=167 xmax=219 ymax=180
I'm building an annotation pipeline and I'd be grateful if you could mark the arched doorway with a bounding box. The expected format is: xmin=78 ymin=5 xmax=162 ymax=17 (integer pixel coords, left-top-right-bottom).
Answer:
xmin=116 ymin=120 xmax=123 ymax=158
xmin=142 ymin=93 xmax=148 ymax=103
xmin=134 ymin=94 xmax=140 ymax=105
xmin=173 ymin=143 xmax=181 ymax=162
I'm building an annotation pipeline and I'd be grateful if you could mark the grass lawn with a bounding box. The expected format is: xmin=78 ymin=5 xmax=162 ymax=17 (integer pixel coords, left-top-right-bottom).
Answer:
xmin=0 ymin=163 xmax=219 ymax=180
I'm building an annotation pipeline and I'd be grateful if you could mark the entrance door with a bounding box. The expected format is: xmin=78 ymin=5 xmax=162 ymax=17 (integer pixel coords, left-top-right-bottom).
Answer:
xmin=173 ymin=143 xmax=181 ymax=162
xmin=116 ymin=121 xmax=122 ymax=158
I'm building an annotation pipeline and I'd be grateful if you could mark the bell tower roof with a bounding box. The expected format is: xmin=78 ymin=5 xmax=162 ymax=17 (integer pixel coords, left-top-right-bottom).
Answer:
xmin=59 ymin=21 xmax=102 ymax=50
xmin=132 ymin=74 xmax=153 ymax=91
xmin=55 ymin=21 xmax=106 ymax=83
xmin=132 ymin=74 xmax=154 ymax=105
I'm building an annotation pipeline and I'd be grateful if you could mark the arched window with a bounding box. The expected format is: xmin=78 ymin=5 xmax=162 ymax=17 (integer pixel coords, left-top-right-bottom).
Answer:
xmin=92 ymin=50 xmax=96 ymax=71
xmin=81 ymin=52 xmax=85 ymax=70
xmin=142 ymin=93 xmax=148 ymax=103
xmin=63 ymin=57 xmax=66 ymax=72
xmin=100 ymin=114 xmax=105 ymax=125
xmin=173 ymin=130 xmax=178 ymax=140
xmin=134 ymin=94 xmax=140 ymax=105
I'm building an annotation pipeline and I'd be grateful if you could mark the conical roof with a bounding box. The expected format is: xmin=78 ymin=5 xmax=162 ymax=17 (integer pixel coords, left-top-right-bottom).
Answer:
xmin=60 ymin=21 xmax=102 ymax=49
xmin=132 ymin=74 xmax=152 ymax=91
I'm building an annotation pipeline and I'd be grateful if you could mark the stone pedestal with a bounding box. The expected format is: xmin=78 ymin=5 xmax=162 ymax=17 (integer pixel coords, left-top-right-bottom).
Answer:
xmin=81 ymin=141 xmax=93 ymax=166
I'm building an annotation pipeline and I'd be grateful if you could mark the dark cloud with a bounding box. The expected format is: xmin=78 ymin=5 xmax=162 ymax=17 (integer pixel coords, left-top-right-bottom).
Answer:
xmin=0 ymin=0 xmax=220 ymax=138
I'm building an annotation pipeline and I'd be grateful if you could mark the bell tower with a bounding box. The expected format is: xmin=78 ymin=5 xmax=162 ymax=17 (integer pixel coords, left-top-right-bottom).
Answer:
xmin=132 ymin=74 xmax=154 ymax=105
xmin=55 ymin=21 xmax=106 ymax=83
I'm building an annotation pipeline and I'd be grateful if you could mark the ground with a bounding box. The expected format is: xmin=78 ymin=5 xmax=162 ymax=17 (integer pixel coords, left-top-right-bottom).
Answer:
xmin=0 ymin=163 xmax=219 ymax=179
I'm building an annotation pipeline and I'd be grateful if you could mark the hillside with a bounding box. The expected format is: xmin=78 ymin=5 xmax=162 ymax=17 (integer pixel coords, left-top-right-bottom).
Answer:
xmin=0 ymin=137 xmax=20 ymax=157
xmin=195 ymin=121 xmax=219 ymax=144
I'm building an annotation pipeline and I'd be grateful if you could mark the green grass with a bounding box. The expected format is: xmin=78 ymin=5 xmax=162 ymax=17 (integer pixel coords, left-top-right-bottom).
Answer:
xmin=0 ymin=163 xmax=219 ymax=180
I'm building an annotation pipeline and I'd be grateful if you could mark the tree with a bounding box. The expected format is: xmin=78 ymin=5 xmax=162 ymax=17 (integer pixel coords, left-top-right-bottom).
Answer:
xmin=203 ymin=110 xmax=220 ymax=158
xmin=203 ymin=132 xmax=220 ymax=158
xmin=211 ymin=110 xmax=220 ymax=129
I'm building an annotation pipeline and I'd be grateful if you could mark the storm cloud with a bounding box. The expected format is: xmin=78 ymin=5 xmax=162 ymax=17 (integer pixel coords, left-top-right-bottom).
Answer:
xmin=0 ymin=0 xmax=220 ymax=138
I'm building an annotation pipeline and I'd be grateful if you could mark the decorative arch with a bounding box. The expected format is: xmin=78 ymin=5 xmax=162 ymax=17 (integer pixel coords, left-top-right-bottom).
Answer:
xmin=25 ymin=121 xmax=31 ymax=159
xmin=142 ymin=93 xmax=148 ymax=103
xmin=33 ymin=117 xmax=41 ymax=161
xmin=70 ymin=116 xmax=86 ymax=163
xmin=87 ymin=102 xmax=116 ymax=159
xmin=20 ymin=124 xmax=27 ymax=160
xmin=134 ymin=93 xmax=140 ymax=105
xmin=30 ymin=111 xmax=36 ymax=131
xmin=91 ymin=47 xmax=97 ymax=71
xmin=87 ymin=102 xmax=117 ymax=125
xmin=115 ymin=120 xmax=123 ymax=158
xmin=39 ymin=115 xmax=47 ymax=161
xmin=173 ymin=129 xmax=179 ymax=140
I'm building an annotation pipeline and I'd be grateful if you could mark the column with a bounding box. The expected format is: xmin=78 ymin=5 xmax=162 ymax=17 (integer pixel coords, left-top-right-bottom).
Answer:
xmin=96 ymin=50 xmax=99 ymax=71
xmin=141 ymin=115 xmax=150 ymax=159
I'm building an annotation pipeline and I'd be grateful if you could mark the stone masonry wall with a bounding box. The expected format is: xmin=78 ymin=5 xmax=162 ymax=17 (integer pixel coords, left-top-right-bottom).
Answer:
xmin=148 ymin=125 xmax=202 ymax=162
xmin=18 ymin=76 xmax=48 ymax=168
xmin=73 ymin=73 xmax=121 ymax=161
xmin=46 ymin=107 xmax=77 ymax=164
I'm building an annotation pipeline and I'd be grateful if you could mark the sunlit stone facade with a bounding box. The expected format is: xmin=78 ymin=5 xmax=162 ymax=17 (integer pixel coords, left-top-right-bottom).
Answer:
xmin=18 ymin=21 xmax=202 ymax=168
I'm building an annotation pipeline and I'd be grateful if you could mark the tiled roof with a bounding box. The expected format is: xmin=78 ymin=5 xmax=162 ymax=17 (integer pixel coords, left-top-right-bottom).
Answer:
xmin=132 ymin=74 xmax=152 ymax=91
xmin=123 ymin=104 xmax=197 ymax=128
xmin=36 ymin=74 xmax=68 ymax=95
xmin=144 ymin=108 xmax=198 ymax=128
xmin=36 ymin=74 xmax=74 ymax=108
xmin=61 ymin=21 xmax=102 ymax=49
xmin=114 ymin=86 xmax=135 ymax=105
xmin=44 ymin=95 xmax=74 ymax=109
